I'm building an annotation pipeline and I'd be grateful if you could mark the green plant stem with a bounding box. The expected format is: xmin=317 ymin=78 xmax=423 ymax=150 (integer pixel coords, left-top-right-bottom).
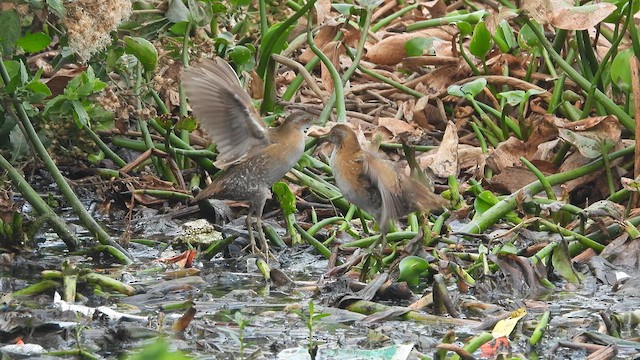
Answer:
xmin=83 ymin=125 xmax=126 ymax=167
xmin=520 ymin=157 xmax=555 ymax=200
xmin=148 ymin=119 xmax=215 ymax=171
xmin=459 ymin=145 xmax=634 ymax=234
xmin=0 ymin=153 xmax=79 ymax=250
xmin=371 ymin=3 xmax=419 ymax=32
xmin=580 ymin=5 xmax=632 ymax=119
xmin=405 ymin=10 xmax=487 ymax=32
xmin=294 ymin=223 xmax=332 ymax=258
xmin=357 ymin=64 xmax=423 ymax=98
xmin=258 ymin=0 xmax=268 ymax=37
xmin=525 ymin=18 xmax=634 ymax=130
xmin=306 ymin=14 xmax=346 ymax=124
xmin=0 ymin=59 xmax=133 ymax=263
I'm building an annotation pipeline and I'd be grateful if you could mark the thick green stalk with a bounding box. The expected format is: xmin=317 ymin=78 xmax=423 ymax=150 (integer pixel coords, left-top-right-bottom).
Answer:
xmin=525 ymin=19 xmax=634 ymax=130
xmin=306 ymin=13 xmax=345 ymax=123
xmin=0 ymin=152 xmax=79 ymax=250
xmin=0 ymin=59 xmax=133 ymax=263
xmin=83 ymin=125 xmax=126 ymax=167
xmin=459 ymin=145 xmax=635 ymax=234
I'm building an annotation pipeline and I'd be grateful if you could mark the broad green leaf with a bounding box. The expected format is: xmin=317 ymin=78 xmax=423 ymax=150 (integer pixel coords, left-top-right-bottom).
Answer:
xmin=124 ymin=36 xmax=158 ymax=73
xmin=17 ymin=32 xmax=51 ymax=53
xmin=169 ymin=21 xmax=189 ymax=35
xmin=611 ymin=48 xmax=633 ymax=90
xmin=273 ymin=182 xmax=296 ymax=215
xmin=166 ymin=0 xmax=190 ymax=23
xmin=551 ymin=240 xmax=584 ymax=285
xmin=470 ymin=21 xmax=491 ymax=59
xmin=405 ymin=37 xmax=433 ymax=57
xmin=71 ymin=100 xmax=90 ymax=128
xmin=497 ymin=90 xmax=526 ymax=106
xmin=455 ymin=21 xmax=473 ymax=36
xmin=493 ymin=20 xmax=516 ymax=53
xmin=0 ymin=10 xmax=20 ymax=54
xmin=447 ymin=78 xmax=487 ymax=98
xmin=46 ymin=0 xmax=66 ymax=17
xmin=25 ymin=81 xmax=52 ymax=97
xmin=332 ymin=4 xmax=355 ymax=15
xmin=518 ymin=23 xmax=542 ymax=56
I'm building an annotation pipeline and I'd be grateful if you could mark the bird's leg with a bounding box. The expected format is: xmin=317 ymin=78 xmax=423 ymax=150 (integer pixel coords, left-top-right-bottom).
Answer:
xmin=245 ymin=209 xmax=258 ymax=254
xmin=255 ymin=214 xmax=269 ymax=260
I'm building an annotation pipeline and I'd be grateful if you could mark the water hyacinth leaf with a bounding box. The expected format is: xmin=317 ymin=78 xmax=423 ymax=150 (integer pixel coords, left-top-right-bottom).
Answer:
xmin=493 ymin=20 xmax=516 ymax=53
xmin=46 ymin=0 xmax=66 ymax=17
xmin=456 ymin=21 xmax=473 ymax=36
xmin=497 ymin=90 xmax=526 ymax=106
xmin=17 ymin=32 xmax=51 ymax=53
xmin=398 ymin=255 xmax=429 ymax=286
xmin=558 ymin=129 xmax=608 ymax=158
xmin=357 ymin=0 xmax=383 ymax=10
xmin=124 ymin=36 xmax=158 ymax=73
xmin=551 ymin=239 xmax=584 ymax=285
xmin=333 ymin=3 xmax=354 ymax=16
xmin=448 ymin=78 xmax=487 ymax=98
xmin=187 ymin=0 xmax=212 ymax=25
xmin=0 ymin=10 xmax=20 ymax=54
xmin=166 ymin=0 xmax=190 ymax=23
xmin=470 ymin=21 xmax=491 ymax=59
xmin=273 ymin=182 xmax=301 ymax=244
xmin=611 ymin=48 xmax=633 ymax=90
xmin=518 ymin=22 xmax=543 ymax=56
xmin=405 ymin=37 xmax=434 ymax=57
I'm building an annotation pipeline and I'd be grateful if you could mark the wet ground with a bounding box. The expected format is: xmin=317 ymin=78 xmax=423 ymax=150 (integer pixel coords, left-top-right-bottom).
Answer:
xmin=1 ymin=201 xmax=640 ymax=360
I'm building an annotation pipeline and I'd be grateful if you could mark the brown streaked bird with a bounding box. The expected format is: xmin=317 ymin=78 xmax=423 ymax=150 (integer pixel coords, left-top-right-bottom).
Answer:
xmin=323 ymin=124 xmax=447 ymax=249
xmin=181 ymin=58 xmax=312 ymax=256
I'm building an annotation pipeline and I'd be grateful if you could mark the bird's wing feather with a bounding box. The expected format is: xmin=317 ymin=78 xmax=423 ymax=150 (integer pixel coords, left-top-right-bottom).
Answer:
xmin=182 ymin=58 xmax=269 ymax=169
xmin=362 ymin=152 xmax=403 ymax=232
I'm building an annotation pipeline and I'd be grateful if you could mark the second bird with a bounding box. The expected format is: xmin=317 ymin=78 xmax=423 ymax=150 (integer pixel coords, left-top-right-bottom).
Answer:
xmin=323 ymin=124 xmax=447 ymax=249
xmin=182 ymin=58 xmax=312 ymax=256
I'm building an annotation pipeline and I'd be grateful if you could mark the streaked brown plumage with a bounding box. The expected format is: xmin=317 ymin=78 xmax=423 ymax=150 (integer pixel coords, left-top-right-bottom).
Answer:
xmin=181 ymin=58 xmax=312 ymax=255
xmin=323 ymin=124 xmax=447 ymax=248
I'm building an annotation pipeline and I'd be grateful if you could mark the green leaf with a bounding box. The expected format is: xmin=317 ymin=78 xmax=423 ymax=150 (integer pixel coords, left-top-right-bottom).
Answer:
xmin=398 ymin=256 xmax=429 ymax=287
xmin=272 ymin=182 xmax=296 ymax=215
xmin=611 ymin=48 xmax=633 ymax=90
xmin=493 ymin=20 xmax=516 ymax=53
xmin=405 ymin=37 xmax=433 ymax=57
xmin=497 ymin=90 xmax=526 ymax=106
xmin=17 ymin=32 xmax=51 ymax=53
xmin=551 ymin=240 xmax=584 ymax=285
xmin=46 ymin=0 xmax=66 ymax=17
xmin=230 ymin=0 xmax=251 ymax=7
xmin=9 ymin=126 xmax=29 ymax=161
xmin=455 ymin=21 xmax=473 ymax=36
xmin=71 ymin=100 xmax=90 ymax=128
xmin=518 ymin=23 xmax=542 ymax=56
xmin=227 ymin=45 xmax=254 ymax=71
xmin=0 ymin=10 xmax=21 ymax=54
xmin=447 ymin=78 xmax=487 ymax=98
xmin=166 ymin=0 xmax=190 ymax=23
xmin=124 ymin=36 xmax=158 ymax=73
xmin=357 ymin=0 xmax=383 ymax=11
xmin=25 ymin=81 xmax=52 ymax=97
xmin=469 ymin=21 xmax=491 ymax=59
xmin=603 ymin=0 xmax=640 ymax=23
xmin=188 ymin=0 xmax=212 ymax=25
xmin=169 ymin=21 xmax=189 ymax=35
xmin=332 ymin=4 xmax=355 ymax=15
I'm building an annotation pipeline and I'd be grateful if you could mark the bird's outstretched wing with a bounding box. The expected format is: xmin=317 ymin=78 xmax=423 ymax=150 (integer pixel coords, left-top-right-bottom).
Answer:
xmin=182 ymin=58 xmax=269 ymax=170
